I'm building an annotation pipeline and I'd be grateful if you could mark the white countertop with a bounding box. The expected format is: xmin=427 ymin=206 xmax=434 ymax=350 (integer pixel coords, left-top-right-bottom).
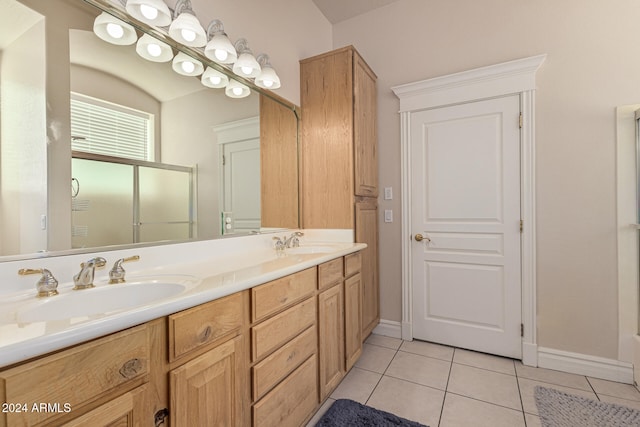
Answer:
xmin=0 ymin=230 xmax=365 ymax=368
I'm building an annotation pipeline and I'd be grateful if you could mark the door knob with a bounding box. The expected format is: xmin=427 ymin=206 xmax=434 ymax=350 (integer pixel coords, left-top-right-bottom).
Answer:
xmin=414 ymin=234 xmax=430 ymax=242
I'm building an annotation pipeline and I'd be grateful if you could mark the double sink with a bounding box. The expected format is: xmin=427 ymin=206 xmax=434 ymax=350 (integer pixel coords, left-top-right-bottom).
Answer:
xmin=3 ymin=244 xmax=336 ymax=324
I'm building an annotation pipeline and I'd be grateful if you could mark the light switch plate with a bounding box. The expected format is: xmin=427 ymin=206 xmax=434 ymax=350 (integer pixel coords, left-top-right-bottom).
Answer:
xmin=384 ymin=187 xmax=393 ymax=200
xmin=384 ymin=209 xmax=393 ymax=223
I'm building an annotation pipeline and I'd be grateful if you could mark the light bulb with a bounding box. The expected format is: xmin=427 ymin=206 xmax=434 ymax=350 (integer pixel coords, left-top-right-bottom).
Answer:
xmin=181 ymin=61 xmax=195 ymax=74
xmin=181 ymin=28 xmax=196 ymax=42
xmin=140 ymin=4 xmax=158 ymax=20
xmin=214 ymin=49 xmax=228 ymax=62
xmin=147 ymin=43 xmax=162 ymax=57
xmin=105 ymin=23 xmax=124 ymax=39
xmin=263 ymin=80 xmax=274 ymax=88
xmin=232 ymin=86 xmax=243 ymax=96
xmin=209 ymin=75 xmax=222 ymax=85
xmin=241 ymin=66 xmax=253 ymax=76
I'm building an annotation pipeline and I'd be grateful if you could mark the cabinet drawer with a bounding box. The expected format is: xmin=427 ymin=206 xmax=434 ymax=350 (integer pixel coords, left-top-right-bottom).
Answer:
xmin=252 ymin=356 xmax=318 ymax=427
xmin=251 ymin=297 xmax=316 ymax=362
xmin=318 ymin=258 xmax=343 ymax=290
xmin=169 ymin=291 xmax=244 ymax=362
xmin=252 ymin=325 xmax=317 ymax=401
xmin=0 ymin=325 xmax=149 ymax=427
xmin=345 ymin=252 xmax=362 ymax=278
xmin=252 ymin=268 xmax=316 ymax=323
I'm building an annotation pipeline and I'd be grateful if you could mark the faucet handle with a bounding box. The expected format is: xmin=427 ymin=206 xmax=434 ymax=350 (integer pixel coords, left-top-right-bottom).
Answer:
xmin=272 ymin=236 xmax=285 ymax=252
xmin=18 ymin=268 xmax=59 ymax=297
xmin=109 ymin=255 xmax=140 ymax=284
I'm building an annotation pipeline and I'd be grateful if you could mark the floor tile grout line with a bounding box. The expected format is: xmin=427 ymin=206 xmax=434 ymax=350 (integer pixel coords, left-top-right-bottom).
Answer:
xmin=436 ymin=348 xmax=456 ymax=427
xmin=515 ymin=368 xmax=531 ymax=427
xmin=445 ymin=390 xmax=528 ymax=414
xmin=585 ymin=376 xmax=602 ymax=401
xmin=363 ymin=345 xmax=401 ymax=406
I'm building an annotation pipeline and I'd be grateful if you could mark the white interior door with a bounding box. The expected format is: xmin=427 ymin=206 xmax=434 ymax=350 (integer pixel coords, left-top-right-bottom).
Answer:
xmin=222 ymin=138 xmax=260 ymax=234
xmin=411 ymin=95 xmax=522 ymax=359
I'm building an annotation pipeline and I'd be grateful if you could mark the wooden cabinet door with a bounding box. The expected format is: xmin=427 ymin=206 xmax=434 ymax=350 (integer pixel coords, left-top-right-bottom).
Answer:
xmin=353 ymin=52 xmax=378 ymax=198
xmin=344 ymin=273 xmax=363 ymax=371
xmin=170 ymin=336 xmax=244 ymax=427
xmin=356 ymin=199 xmax=379 ymax=339
xmin=318 ymin=284 xmax=345 ymax=401
xmin=61 ymin=385 xmax=147 ymax=427
xmin=300 ymin=48 xmax=354 ymax=229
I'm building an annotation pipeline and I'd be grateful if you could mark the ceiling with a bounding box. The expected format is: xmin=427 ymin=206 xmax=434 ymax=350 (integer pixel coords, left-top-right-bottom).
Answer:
xmin=312 ymin=0 xmax=401 ymax=24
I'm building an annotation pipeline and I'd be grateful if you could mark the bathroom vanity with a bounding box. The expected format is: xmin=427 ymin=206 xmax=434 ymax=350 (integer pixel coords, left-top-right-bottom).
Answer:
xmin=0 ymin=233 xmax=365 ymax=427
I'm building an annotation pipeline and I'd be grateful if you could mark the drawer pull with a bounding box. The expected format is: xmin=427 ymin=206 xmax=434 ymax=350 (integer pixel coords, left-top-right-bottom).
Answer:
xmin=200 ymin=326 xmax=212 ymax=342
xmin=287 ymin=351 xmax=297 ymax=362
xmin=279 ymin=297 xmax=288 ymax=304
xmin=119 ymin=358 xmax=143 ymax=379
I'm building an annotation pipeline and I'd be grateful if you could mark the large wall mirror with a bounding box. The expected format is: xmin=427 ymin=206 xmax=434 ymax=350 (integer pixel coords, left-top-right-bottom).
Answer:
xmin=0 ymin=0 xmax=299 ymax=259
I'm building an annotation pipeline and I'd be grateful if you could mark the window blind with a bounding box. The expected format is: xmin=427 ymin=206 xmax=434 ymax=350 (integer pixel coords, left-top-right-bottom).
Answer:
xmin=70 ymin=95 xmax=152 ymax=161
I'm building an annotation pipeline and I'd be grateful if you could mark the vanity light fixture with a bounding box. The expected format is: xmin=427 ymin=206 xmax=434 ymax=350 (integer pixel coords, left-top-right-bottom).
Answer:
xmin=125 ymin=0 xmax=172 ymax=27
xmin=232 ymin=38 xmax=261 ymax=78
xmin=225 ymin=79 xmax=251 ymax=98
xmin=93 ymin=12 xmax=137 ymax=45
xmin=255 ymin=54 xmax=281 ymax=89
xmin=201 ymin=67 xmax=229 ymax=88
xmin=204 ymin=19 xmax=237 ymax=64
xmin=172 ymin=52 xmax=204 ymax=76
xmin=135 ymin=33 xmax=174 ymax=62
xmin=168 ymin=0 xmax=207 ymax=47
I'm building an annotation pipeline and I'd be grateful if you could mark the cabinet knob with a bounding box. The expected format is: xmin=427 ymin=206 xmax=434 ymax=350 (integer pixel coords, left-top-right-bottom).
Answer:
xmin=119 ymin=358 xmax=143 ymax=379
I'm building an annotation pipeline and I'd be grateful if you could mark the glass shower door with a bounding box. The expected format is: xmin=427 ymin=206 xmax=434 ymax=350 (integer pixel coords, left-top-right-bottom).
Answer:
xmin=137 ymin=166 xmax=192 ymax=243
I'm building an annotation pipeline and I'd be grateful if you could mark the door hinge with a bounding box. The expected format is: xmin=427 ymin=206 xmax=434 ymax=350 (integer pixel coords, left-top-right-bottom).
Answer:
xmin=519 ymin=220 xmax=523 ymax=233
xmin=521 ymin=323 xmax=524 ymax=337
xmin=519 ymin=113 xmax=523 ymax=129
xmin=222 ymin=155 xmax=226 ymax=166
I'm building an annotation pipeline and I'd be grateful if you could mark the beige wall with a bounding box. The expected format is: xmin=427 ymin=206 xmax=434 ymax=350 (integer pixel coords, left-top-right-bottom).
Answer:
xmin=330 ymin=0 xmax=640 ymax=360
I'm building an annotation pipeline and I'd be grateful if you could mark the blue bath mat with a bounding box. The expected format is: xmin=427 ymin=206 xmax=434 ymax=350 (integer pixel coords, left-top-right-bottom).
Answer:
xmin=315 ymin=399 xmax=428 ymax=426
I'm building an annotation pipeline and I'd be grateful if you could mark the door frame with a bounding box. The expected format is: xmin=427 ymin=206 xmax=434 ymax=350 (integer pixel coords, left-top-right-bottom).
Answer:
xmin=392 ymin=55 xmax=546 ymax=367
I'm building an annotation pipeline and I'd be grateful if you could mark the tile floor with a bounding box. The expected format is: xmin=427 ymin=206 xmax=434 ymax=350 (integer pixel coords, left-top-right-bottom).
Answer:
xmin=306 ymin=334 xmax=640 ymax=427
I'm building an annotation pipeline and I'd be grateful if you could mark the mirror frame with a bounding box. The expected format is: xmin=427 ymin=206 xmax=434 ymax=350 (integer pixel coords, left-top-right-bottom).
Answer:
xmin=0 ymin=0 xmax=300 ymax=262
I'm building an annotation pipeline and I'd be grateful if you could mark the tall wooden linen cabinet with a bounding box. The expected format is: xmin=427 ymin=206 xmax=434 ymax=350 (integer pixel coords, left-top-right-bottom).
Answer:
xmin=300 ymin=46 xmax=380 ymax=339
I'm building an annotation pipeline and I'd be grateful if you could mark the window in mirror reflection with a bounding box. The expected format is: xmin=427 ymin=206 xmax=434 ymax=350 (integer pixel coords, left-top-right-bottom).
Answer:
xmin=71 ymin=93 xmax=154 ymax=161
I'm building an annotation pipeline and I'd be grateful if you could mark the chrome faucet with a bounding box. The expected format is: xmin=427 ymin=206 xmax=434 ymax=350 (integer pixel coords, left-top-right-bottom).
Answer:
xmin=73 ymin=257 xmax=107 ymax=290
xmin=284 ymin=231 xmax=304 ymax=248
xmin=18 ymin=268 xmax=59 ymax=297
xmin=109 ymin=255 xmax=140 ymax=284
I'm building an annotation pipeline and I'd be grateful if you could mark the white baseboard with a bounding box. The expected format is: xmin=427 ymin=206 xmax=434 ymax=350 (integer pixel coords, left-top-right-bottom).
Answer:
xmin=538 ymin=346 xmax=634 ymax=384
xmin=372 ymin=319 xmax=402 ymax=339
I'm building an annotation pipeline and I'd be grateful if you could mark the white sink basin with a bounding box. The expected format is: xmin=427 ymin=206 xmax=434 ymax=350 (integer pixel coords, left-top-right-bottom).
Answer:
xmin=286 ymin=245 xmax=337 ymax=255
xmin=14 ymin=275 xmax=200 ymax=323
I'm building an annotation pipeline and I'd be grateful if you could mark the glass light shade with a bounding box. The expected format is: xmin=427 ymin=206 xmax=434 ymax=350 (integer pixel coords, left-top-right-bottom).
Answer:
xmin=172 ymin=52 xmax=204 ymax=76
xmin=169 ymin=13 xmax=207 ymax=47
xmin=93 ymin=12 xmax=137 ymax=45
xmin=225 ymin=80 xmax=250 ymax=98
xmin=135 ymin=34 xmax=173 ymax=62
xmin=201 ymin=67 xmax=229 ymax=88
xmin=232 ymin=52 xmax=261 ymax=78
xmin=255 ymin=66 xmax=281 ymax=89
xmin=125 ymin=0 xmax=172 ymax=26
xmin=204 ymin=33 xmax=237 ymax=64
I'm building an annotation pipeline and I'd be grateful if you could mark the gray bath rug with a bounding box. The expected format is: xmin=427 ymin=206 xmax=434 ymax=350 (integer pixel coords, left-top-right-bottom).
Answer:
xmin=315 ymin=399 xmax=428 ymax=426
xmin=535 ymin=386 xmax=640 ymax=427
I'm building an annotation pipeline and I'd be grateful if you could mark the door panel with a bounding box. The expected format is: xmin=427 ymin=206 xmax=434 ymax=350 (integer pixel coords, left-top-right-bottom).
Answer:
xmin=411 ymin=95 xmax=522 ymax=358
